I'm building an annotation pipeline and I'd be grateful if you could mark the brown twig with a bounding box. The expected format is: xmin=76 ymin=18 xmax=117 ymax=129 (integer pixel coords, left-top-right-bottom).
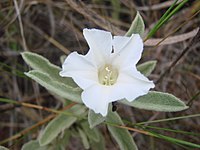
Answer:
xmin=118 ymin=125 xmax=150 ymax=136
xmin=13 ymin=0 xmax=28 ymax=51
xmin=137 ymin=0 xmax=182 ymax=11
xmin=145 ymin=28 xmax=199 ymax=46
xmin=65 ymin=0 xmax=124 ymax=35
xmin=0 ymin=93 xmax=50 ymax=113
xmin=0 ymin=103 xmax=76 ymax=145
xmin=0 ymin=114 xmax=55 ymax=145
xmin=26 ymin=21 xmax=71 ymax=54
xmin=20 ymin=101 xmax=77 ymax=115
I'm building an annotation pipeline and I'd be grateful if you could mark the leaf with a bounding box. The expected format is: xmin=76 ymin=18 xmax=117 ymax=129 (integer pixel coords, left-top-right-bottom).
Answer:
xmin=78 ymin=128 xmax=90 ymax=149
xmin=21 ymin=52 xmax=77 ymax=87
xmin=125 ymin=11 xmax=145 ymax=37
xmin=81 ymin=121 xmax=100 ymax=142
xmin=25 ymin=70 xmax=82 ymax=103
xmin=137 ymin=60 xmax=157 ymax=76
xmin=121 ymin=91 xmax=188 ymax=112
xmin=90 ymin=130 xmax=106 ymax=150
xmin=22 ymin=132 xmax=71 ymax=150
xmin=22 ymin=140 xmax=50 ymax=150
xmin=39 ymin=105 xmax=86 ymax=146
xmin=52 ymin=129 xmax=71 ymax=150
xmin=39 ymin=114 xmax=75 ymax=146
xmin=0 ymin=146 xmax=9 ymax=150
xmin=106 ymin=111 xmax=138 ymax=150
xmin=88 ymin=109 xmax=105 ymax=128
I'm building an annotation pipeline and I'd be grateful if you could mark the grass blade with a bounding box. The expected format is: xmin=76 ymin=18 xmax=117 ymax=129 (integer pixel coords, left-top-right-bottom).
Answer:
xmin=135 ymin=114 xmax=200 ymax=125
xmin=150 ymin=131 xmax=200 ymax=149
xmin=145 ymin=0 xmax=188 ymax=40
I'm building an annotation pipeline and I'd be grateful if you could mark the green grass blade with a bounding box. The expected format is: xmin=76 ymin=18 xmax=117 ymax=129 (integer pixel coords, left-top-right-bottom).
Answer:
xmin=142 ymin=125 xmax=200 ymax=137
xmin=135 ymin=114 xmax=200 ymax=125
xmin=157 ymin=0 xmax=189 ymax=30
xmin=145 ymin=0 xmax=188 ymax=40
xmin=0 ymin=98 xmax=19 ymax=105
xmin=145 ymin=0 xmax=178 ymax=40
xmin=149 ymin=131 xmax=200 ymax=149
xmin=0 ymin=62 xmax=27 ymax=78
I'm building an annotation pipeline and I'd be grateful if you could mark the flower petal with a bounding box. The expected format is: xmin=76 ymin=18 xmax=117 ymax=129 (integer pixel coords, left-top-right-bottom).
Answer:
xmin=60 ymin=52 xmax=98 ymax=89
xmin=122 ymin=66 xmax=154 ymax=82
xmin=112 ymin=34 xmax=143 ymax=68
xmin=110 ymin=70 xmax=155 ymax=102
xmin=83 ymin=28 xmax=112 ymax=65
xmin=112 ymin=36 xmax=130 ymax=53
xmin=81 ymin=84 xmax=110 ymax=116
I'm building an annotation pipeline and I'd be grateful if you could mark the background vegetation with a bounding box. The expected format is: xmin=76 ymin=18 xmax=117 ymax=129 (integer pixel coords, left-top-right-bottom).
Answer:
xmin=0 ymin=0 xmax=199 ymax=149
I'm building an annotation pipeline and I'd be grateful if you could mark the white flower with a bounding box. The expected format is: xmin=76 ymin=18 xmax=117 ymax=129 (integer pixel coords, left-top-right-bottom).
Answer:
xmin=60 ymin=28 xmax=155 ymax=116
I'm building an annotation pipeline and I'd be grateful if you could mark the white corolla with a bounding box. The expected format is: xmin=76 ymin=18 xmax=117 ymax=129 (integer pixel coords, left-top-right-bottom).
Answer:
xmin=60 ymin=28 xmax=155 ymax=116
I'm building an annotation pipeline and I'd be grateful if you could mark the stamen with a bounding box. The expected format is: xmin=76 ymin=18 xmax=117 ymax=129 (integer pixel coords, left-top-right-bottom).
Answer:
xmin=98 ymin=65 xmax=118 ymax=86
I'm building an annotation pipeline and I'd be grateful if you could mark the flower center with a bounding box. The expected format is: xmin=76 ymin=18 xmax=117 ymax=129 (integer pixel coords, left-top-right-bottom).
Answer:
xmin=98 ymin=65 xmax=118 ymax=86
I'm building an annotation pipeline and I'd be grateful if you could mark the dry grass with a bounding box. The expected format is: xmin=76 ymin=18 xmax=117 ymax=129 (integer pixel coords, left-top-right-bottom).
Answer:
xmin=0 ymin=0 xmax=199 ymax=149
